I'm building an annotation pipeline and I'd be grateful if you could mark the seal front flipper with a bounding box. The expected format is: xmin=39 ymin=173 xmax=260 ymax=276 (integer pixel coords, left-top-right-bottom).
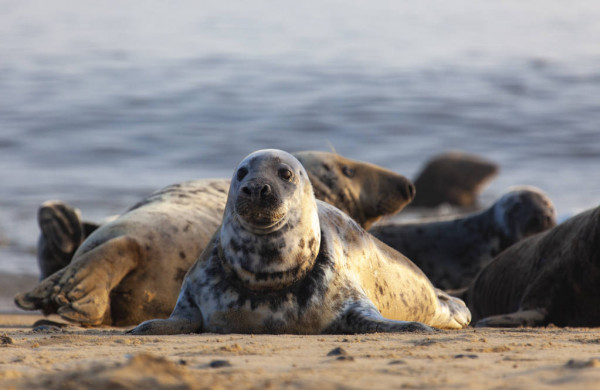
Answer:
xmin=475 ymin=309 xmax=548 ymax=328
xmin=19 ymin=236 xmax=141 ymax=326
xmin=127 ymin=316 xmax=203 ymax=335
xmin=128 ymin=288 xmax=203 ymax=335
xmin=327 ymin=301 xmax=435 ymax=333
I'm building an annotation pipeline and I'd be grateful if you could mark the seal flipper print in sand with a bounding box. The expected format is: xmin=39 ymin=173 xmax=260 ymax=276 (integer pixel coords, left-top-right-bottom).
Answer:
xmin=130 ymin=149 xmax=470 ymax=335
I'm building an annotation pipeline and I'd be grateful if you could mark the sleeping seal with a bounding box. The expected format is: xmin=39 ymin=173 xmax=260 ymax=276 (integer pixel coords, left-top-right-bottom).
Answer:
xmin=17 ymin=151 xmax=416 ymax=326
xmin=369 ymin=187 xmax=556 ymax=291
xmin=469 ymin=205 xmax=600 ymax=327
xmin=129 ymin=149 xmax=470 ymax=335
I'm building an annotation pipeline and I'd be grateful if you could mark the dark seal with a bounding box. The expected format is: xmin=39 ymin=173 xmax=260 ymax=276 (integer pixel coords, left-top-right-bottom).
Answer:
xmin=468 ymin=205 xmax=600 ymax=327
xmin=370 ymin=187 xmax=556 ymax=291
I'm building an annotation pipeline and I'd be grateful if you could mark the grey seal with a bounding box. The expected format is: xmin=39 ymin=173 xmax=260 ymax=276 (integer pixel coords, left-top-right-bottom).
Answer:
xmin=129 ymin=149 xmax=470 ymax=335
xmin=369 ymin=187 xmax=556 ymax=291
xmin=468 ymin=205 xmax=600 ymax=327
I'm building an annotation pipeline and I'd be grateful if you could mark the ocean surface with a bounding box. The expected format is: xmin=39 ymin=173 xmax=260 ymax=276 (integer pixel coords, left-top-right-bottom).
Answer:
xmin=1 ymin=0 xmax=600 ymax=275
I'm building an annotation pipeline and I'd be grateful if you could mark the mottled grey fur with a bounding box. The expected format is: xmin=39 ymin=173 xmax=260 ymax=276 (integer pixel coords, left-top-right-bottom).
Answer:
xmin=130 ymin=150 xmax=470 ymax=335
xmin=17 ymin=151 xmax=415 ymax=327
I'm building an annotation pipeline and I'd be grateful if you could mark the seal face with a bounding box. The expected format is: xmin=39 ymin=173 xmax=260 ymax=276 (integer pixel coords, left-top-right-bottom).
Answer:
xmin=129 ymin=149 xmax=470 ymax=335
xmin=294 ymin=151 xmax=415 ymax=229
xmin=469 ymin=205 xmax=600 ymax=328
xmin=220 ymin=149 xmax=321 ymax=290
xmin=370 ymin=186 xmax=556 ymax=291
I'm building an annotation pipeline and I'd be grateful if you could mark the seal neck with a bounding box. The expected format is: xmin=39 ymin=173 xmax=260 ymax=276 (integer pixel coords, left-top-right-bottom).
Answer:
xmin=218 ymin=233 xmax=320 ymax=292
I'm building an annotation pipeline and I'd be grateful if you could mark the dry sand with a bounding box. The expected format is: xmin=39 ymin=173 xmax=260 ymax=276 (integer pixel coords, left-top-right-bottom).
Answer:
xmin=2 ymin=274 xmax=600 ymax=389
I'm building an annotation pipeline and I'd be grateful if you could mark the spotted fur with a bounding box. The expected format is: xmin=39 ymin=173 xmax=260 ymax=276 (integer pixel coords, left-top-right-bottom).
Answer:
xmin=130 ymin=150 xmax=470 ymax=335
xmin=23 ymin=151 xmax=416 ymax=327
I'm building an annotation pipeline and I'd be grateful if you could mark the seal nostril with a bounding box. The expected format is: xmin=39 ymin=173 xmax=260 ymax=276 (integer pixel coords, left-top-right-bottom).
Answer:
xmin=261 ymin=184 xmax=271 ymax=197
xmin=408 ymin=183 xmax=416 ymax=199
xmin=242 ymin=186 xmax=251 ymax=196
xmin=400 ymin=182 xmax=416 ymax=200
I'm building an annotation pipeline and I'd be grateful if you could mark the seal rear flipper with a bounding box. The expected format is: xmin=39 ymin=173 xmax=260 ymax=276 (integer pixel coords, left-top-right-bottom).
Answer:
xmin=20 ymin=236 xmax=141 ymax=326
xmin=37 ymin=201 xmax=86 ymax=279
xmin=430 ymin=288 xmax=471 ymax=329
xmin=475 ymin=308 xmax=548 ymax=328
xmin=326 ymin=301 xmax=435 ymax=334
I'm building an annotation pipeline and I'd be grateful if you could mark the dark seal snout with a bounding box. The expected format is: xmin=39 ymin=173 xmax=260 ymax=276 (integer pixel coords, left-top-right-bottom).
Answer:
xmin=236 ymin=178 xmax=286 ymax=230
xmin=240 ymin=181 xmax=272 ymax=203
xmin=400 ymin=181 xmax=416 ymax=202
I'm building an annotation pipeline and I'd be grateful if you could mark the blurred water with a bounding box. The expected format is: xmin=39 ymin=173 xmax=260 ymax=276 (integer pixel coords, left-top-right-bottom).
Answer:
xmin=1 ymin=0 xmax=600 ymax=274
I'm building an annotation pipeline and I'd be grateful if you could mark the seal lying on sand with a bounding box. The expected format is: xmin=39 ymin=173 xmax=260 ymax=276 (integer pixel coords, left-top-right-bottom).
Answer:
xmin=410 ymin=152 xmax=498 ymax=208
xmin=34 ymin=151 xmax=413 ymax=280
xmin=369 ymin=187 xmax=556 ymax=291
xmin=17 ymin=151 xmax=416 ymax=326
xmin=129 ymin=149 xmax=470 ymax=335
xmin=468 ymin=205 xmax=600 ymax=327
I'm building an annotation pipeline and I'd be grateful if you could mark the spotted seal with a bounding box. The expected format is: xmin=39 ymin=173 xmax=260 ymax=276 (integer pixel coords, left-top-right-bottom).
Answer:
xmin=369 ymin=187 xmax=556 ymax=291
xmin=129 ymin=149 xmax=470 ymax=335
xmin=411 ymin=151 xmax=498 ymax=208
xmin=468 ymin=205 xmax=600 ymax=327
xmin=16 ymin=151 xmax=416 ymax=326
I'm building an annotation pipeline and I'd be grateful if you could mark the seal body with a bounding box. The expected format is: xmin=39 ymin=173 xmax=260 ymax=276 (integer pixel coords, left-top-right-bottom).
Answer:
xmin=469 ymin=205 xmax=600 ymax=327
xmin=370 ymin=187 xmax=556 ymax=291
xmin=130 ymin=150 xmax=470 ymax=335
xmin=19 ymin=180 xmax=228 ymax=326
xmin=18 ymin=151 xmax=415 ymax=326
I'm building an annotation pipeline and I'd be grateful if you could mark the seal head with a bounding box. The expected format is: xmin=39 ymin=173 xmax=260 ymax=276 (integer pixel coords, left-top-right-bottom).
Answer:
xmin=294 ymin=151 xmax=415 ymax=229
xmin=219 ymin=149 xmax=321 ymax=291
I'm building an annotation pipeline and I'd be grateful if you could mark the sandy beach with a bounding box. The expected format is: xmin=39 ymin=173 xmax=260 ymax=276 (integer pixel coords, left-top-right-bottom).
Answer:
xmin=2 ymin=290 xmax=600 ymax=390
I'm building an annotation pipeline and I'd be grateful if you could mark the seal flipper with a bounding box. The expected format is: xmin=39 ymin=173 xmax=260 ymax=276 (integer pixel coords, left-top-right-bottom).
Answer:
xmin=128 ymin=288 xmax=203 ymax=335
xmin=430 ymin=288 xmax=471 ymax=329
xmin=17 ymin=236 xmax=141 ymax=326
xmin=127 ymin=317 xmax=202 ymax=335
xmin=37 ymin=201 xmax=103 ymax=280
xmin=326 ymin=301 xmax=435 ymax=333
xmin=37 ymin=201 xmax=86 ymax=279
xmin=15 ymin=271 xmax=63 ymax=313
xmin=475 ymin=308 xmax=548 ymax=328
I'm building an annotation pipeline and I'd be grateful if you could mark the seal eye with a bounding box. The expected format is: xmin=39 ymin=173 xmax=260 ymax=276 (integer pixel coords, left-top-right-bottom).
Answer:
xmin=278 ymin=168 xmax=293 ymax=182
xmin=342 ymin=166 xmax=355 ymax=178
xmin=237 ymin=167 xmax=248 ymax=181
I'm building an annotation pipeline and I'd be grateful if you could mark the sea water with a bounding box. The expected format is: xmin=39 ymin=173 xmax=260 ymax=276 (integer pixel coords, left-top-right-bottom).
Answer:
xmin=1 ymin=0 xmax=600 ymax=274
